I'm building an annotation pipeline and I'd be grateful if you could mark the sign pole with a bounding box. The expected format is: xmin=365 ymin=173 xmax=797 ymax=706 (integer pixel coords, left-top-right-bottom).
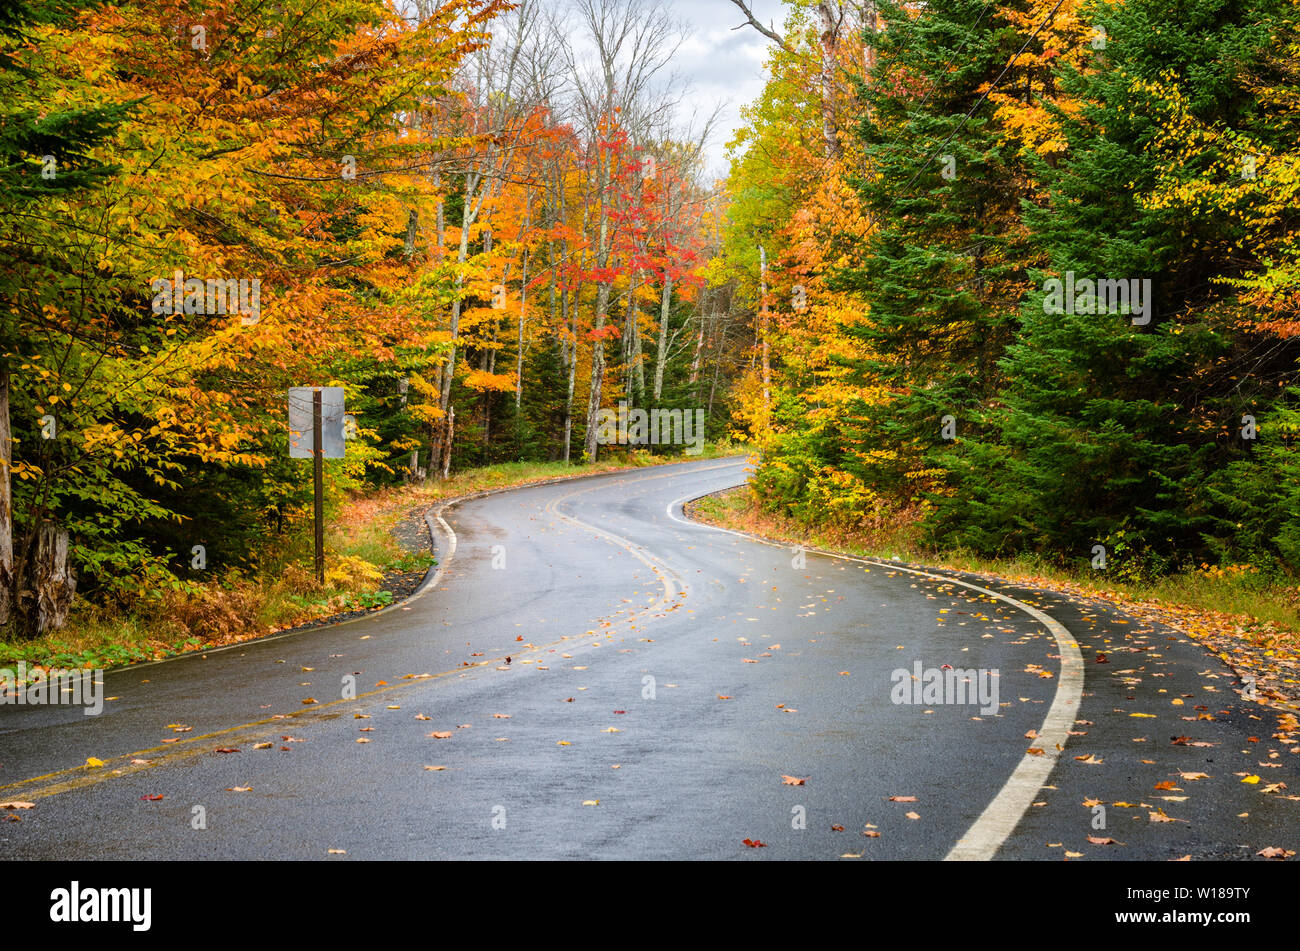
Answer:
xmin=312 ymin=388 xmax=324 ymax=584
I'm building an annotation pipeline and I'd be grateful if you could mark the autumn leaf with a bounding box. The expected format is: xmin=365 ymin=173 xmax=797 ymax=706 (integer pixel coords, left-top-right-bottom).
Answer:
xmin=741 ymin=838 xmax=767 ymax=848
xmin=428 ymin=731 xmax=452 ymax=739
xmin=139 ymin=794 xmax=164 ymax=801
xmin=1257 ymin=847 xmax=1295 ymax=859
xmin=887 ymin=795 xmax=917 ymax=802
xmin=1087 ymin=836 xmax=1118 ymax=845
xmin=0 ymin=802 xmax=35 ymax=810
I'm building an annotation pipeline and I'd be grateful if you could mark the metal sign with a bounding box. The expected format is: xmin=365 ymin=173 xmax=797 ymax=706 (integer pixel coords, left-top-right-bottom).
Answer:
xmin=288 ymin=386 xmax=346 ymax=458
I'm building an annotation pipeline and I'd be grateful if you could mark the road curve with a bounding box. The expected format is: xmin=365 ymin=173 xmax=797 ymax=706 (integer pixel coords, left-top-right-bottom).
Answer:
xmin=2 ymin=457 xmax=1293 ymax=860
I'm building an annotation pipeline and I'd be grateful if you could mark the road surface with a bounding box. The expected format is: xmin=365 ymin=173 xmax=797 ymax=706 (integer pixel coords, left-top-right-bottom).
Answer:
xmin=2 ymin=457 xmax=1295 ymax=859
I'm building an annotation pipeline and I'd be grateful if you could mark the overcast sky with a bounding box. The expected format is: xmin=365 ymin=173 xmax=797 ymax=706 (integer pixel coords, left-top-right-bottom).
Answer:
xmin=660 ymin=0 xmax=788 ymax=179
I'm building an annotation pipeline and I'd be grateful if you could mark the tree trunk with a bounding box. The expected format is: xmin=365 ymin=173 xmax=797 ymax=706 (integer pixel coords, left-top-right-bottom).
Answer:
xmin=17 ymin=520 xmax=76 ymax=638
xmin=0 ymin=358 xmax=12 ymax=628
xmin=653 ymin=272 xmax=673 ymax=401
xmin=441 ymin=406 xmax=454 ymax=480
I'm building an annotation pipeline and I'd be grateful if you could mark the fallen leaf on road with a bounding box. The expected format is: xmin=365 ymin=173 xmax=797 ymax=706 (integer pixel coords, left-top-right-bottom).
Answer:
xmin=130 ymin=759 xmax=150 ymax=765
xmin=1257 ymin=847 xmax=1295 ymax=859
xmin=1149 ymin=811 xmax=1185 ymax=823
xmin=415 ymin=715 xmax=431 ymax=720
xmin=1241 ymin=775 xmax=1261 ymax=784
xmin=85 ymin=757 xmax=105 ymax=768
xmin=1075 ymin=755 xmax=1103 ymax=764
xmin=905 ymin=811 xmax=920 ymax=820
xmin=1087 ymin=836 xmax=1118 ymax=845
xmin=1179 ymin=772 xmax=1210 ymax=780
xmin=428 ymin=732 xmax=452 ymax=739
xmin=327 ymin=849 xmax=346 ymax=855
xmin=557 ymin=740 xmax=571 ymax=746
xmin=302 ymin=698 xmax=317 ymax=705
xmin=215 ymin=748 xmax=239 ymax=754
xmin=0 ymin=802 xmax=35 ymax=809
xmin=781 ymin=775 xmax=807 ymax=786
xmin=742 ymin=838 xmax=767 ymax=848
xmin=831 ymin=825 xmax=844 ymax=831
xmin=424 ymin=766 xmax=446 ymax=771
xmin=140 ymin=794 xmax=163 ymax=801
xmin=493 ymin=713 xmax=511 ymax=719
xmin=253 ymin=742 xmax=273 ymax=749
xmin=888 ymin=795 xmax=917 ymax=802
xmin=226 ymin=787 xmax=252 ymax=792
xmin=582 ymin=800 xmax=599 ymax=806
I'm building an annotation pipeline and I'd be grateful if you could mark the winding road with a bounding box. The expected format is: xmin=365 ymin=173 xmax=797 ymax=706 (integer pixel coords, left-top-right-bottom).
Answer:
xmin=2 ymin=456 xmax=1295 ymax=860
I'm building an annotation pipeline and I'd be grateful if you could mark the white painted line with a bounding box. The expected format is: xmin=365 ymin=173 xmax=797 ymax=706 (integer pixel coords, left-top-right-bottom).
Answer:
xmin=667 ymin=483 xmax=1085 ymax=862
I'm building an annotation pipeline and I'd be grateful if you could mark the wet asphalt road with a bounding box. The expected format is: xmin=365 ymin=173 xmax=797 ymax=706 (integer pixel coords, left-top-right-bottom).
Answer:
xmin=1 ymin=456 xmax=1296 ymax=860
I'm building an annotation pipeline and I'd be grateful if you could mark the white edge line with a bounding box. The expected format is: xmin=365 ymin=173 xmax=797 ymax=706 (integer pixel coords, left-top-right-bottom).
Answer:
xmin=666 ymin=484 xmax=1085 ymax=862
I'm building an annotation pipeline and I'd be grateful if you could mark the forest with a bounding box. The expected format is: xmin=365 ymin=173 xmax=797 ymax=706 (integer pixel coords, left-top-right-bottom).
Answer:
xmin=3 ymin=0 xmax=1299 ymax=651
xmin=1 ymin=0 xmax=746 ymax=643
xmin=720 ymin=0 xmax=1300 ymax=596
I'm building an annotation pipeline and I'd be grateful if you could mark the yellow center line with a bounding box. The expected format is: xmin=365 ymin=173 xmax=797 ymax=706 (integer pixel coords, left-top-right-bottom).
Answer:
xmin=2 ymin=460 xmax=742 ymax=802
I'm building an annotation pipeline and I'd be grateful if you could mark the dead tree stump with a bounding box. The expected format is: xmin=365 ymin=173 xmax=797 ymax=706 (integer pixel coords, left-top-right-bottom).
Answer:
xmin=17 ymin=521 xmax=77 ymax=637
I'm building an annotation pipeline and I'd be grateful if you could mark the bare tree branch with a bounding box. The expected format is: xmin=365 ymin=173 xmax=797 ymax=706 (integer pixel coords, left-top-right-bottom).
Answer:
xmin=727 ymin=0 xmax=793 ymax=54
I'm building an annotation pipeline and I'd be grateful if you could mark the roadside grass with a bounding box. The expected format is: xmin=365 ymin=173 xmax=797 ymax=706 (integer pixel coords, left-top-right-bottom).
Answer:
xmin=0 ymin=443 xmax=742 ymax=672
xmin=689 ymin=486 xmax=1300 ymax=627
